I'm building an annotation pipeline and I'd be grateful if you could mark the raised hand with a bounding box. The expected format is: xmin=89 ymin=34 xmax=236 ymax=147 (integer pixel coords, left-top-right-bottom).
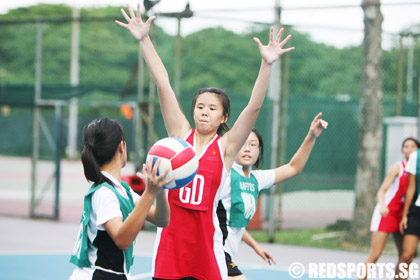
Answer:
xmin=309 ymin=112 xmax=328 ymax=139
xmin=115 ymin=3 xmax=155 ymax=41
xmin=253 ymin=27 xmax=294 ymax=65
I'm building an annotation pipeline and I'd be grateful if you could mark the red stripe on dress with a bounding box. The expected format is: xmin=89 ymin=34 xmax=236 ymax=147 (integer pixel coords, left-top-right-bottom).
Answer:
xmin=171 ymin=148 xmax=195 ymax=170
xmin=148 ymin=145 xmax=177 ymax=159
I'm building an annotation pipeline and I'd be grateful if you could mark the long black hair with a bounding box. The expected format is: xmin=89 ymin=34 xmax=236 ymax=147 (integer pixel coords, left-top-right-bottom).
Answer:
xmin=81 ymin=118 xmax=125 ymax=186
xmin=191 ymin=87 xmax=230 ymax=136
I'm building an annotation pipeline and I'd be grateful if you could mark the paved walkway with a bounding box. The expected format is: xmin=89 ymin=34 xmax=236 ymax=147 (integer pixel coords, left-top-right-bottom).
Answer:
xmin=0 ymin=156 xmax=354 ymax=228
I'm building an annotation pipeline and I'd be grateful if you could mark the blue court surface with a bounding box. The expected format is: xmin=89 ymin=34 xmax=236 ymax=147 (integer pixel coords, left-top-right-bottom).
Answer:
xmin=0 ymin=253 xmax=352 ymax=280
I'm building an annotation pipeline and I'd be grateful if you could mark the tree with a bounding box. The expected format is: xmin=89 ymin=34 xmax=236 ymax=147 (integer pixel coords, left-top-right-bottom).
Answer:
xmin=351 ymin=0 xmax=384 ymax=244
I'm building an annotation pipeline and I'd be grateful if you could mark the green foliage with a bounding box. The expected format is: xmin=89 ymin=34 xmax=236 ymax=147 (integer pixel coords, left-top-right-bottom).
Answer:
xmin=249 ymin=228 xmax=406 ymax=254
xmin=0 ymin=3 xmax=417 ymax=102
xmin=182 ymin=27 xmax=261 ymax=94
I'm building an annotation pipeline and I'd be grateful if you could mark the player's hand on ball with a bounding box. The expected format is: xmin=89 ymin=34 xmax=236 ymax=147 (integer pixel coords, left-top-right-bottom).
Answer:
xmin=137 ymin=159 xmax=173 ymax=195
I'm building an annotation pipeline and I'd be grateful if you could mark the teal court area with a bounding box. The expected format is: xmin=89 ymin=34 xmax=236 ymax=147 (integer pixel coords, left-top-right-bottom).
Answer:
xmin=0 ymin=254 xmax=295 ymax=280
xmin=1 ymin=216 xmax=412 ymax=280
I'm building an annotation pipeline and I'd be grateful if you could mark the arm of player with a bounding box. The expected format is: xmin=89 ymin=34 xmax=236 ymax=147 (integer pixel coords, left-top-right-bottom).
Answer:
xmin=271 ymin=113 xmax=327 ymax=184
xmin=115 ymin=4 xmax=190 ymax=138
xmin=146 ymin=190 xmax=170 ymax=227
xmin=376 ymin=163 xmax=400 ymax=216
xmin=104 ymin=159 xmax=171 ymax=250
xmin=242 ymin=229 xmax=276 ymax=265
xmin=223 ymin=27 xmax=294 ymax=169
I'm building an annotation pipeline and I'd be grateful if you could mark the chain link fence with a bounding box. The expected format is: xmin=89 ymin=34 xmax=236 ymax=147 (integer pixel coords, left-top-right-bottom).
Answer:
xmin=0 ymin=5 xmax=419 ymax=249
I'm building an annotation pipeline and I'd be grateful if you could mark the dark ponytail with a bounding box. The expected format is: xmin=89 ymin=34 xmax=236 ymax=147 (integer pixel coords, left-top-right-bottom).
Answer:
xmin=81 ymin=118 xmax=125 ymax=186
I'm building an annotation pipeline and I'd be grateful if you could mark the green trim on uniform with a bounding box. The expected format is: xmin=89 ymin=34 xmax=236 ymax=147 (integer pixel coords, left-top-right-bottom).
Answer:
xmin=70 ymin=181 xmax=135 ymax=273
xmin=229 ymin=168 xmax=259 ymax=228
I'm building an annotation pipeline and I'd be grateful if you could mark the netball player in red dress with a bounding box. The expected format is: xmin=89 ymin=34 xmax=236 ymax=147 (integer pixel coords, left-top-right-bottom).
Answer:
xmin=116 ymin=3 xmax=294 ymax=279
xmin=360 ymin=137 xmax=420 ymax=280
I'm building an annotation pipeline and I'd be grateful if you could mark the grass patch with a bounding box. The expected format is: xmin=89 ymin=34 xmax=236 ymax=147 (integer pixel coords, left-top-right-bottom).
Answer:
xmin=249 ymin=228 xmax=350 ymax=250
xmin=249 ymin=228 xmax=412 ymax=257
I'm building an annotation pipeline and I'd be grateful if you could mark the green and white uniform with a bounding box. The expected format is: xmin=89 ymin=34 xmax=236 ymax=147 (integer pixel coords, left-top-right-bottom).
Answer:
xmin=69 ymin=171 xmax=139 ymax=280
xmin=218 ymin=162 xmax=274 ymax=258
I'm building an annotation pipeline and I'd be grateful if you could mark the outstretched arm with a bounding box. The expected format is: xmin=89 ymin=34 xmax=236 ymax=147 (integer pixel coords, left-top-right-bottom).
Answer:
xmin=272 ymin=113 xmax=328 ymax=184
xmin=242 ymin=230 xmax=276 ymax=265
xmin=116 ymin=4 xmax=190 ymax=138
xmin=223 ymin=27 xmax=294 ymax=169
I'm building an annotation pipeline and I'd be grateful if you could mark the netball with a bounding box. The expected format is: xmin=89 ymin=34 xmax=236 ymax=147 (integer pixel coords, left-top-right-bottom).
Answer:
xmin=146 ymin=137 xmax=198 ymax=189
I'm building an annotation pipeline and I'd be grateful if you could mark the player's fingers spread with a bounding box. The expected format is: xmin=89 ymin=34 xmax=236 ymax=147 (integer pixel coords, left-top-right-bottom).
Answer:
xmin=136 ymin=171 xmax=146 ymax=180
xmin=279 ymin=34 xmax=292 ymax=48
xmin=269 ymin=26 xmax=275 ymax=42
xmin=152 ymin=158 xmax=161 ymax=174
xmin=162 ymin=175 xmax=174 ymax=186
xmin=275 ymin=27 xmax=284 ymax=42
xmin=145 ymin=160 xmax=153 ymax=173
xmin=282 ymin=47 xmax=295 ymax=54
xmin=115 ymin=20 xmax=127 ymax=28
xmin=146 ymin=16 xmax=156 ymax=25
xmin=253 ymin=37 xmax=263 ymax=48
xmin=159 ymin=167 xmax=170 ymax=178
xmin=136 ymin=3 xmax=141 ymax=18
xmin=128 ymin=4 xmax=136 ymax=18
xmin=121 ymin=8 xmax=131 ymax=22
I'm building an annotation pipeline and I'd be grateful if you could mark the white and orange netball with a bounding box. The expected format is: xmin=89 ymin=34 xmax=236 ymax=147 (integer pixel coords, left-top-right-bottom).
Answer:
xmin=146 ymin=137 xmax=198 ymax=189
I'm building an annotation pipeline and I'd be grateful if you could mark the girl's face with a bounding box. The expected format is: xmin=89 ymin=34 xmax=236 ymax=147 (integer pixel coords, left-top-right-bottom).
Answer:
xmin=193 ymin=92 xmax=227 ymax=134
xmin=235 ymin=132 xmax=261 ymax=167
xmin=402 ymin=139 xmax=418 ymax=160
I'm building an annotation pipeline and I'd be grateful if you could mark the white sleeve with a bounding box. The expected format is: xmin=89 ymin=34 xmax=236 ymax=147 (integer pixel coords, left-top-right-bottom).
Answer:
xmin=406 ymin=150 xmax=418 ymax=175
xmin=92 ymin=187 xmax=123 ymax=228
xmin=253 ymin=169 xmax=275 ymax=192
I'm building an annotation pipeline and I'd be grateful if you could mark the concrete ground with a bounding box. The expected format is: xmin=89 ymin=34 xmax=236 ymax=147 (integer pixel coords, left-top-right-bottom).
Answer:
xmin=0 ymin=156 xmax=354 ymax=228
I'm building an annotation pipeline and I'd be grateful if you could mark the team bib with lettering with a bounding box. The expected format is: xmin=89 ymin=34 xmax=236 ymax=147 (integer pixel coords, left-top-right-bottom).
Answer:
xmin=228 ymin=168 xmax=259 ymax=227
xmin=171 ymin=169 xmax=213 ymax=211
